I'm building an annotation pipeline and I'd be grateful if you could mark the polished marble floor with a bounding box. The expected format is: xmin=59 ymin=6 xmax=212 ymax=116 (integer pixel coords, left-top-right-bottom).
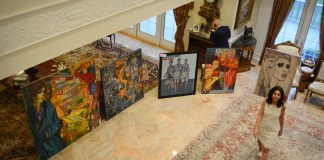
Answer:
xmin=50 ymin=33 xmax=324 ymax=160
xmin=104 ymin=32 xmax=169 ymax=60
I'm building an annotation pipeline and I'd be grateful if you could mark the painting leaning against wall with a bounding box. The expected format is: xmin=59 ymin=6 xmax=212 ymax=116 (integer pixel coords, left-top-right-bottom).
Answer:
xmin=100 ymin=49 xmax=144 ymax=120
xmin=158 ymin=52 xmax=198 ymax=99
xmin=21 ymin=57 xmax=101 ymax=160
xmin=201 ymin=48 xmax=240 ymax=94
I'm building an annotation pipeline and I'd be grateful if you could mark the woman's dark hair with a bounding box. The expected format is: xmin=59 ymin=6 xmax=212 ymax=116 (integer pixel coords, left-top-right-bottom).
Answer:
xmin=266 ymin=86 xmax=284 ymax=107
xmin=27 ymin=78 xmax=52 ymax=99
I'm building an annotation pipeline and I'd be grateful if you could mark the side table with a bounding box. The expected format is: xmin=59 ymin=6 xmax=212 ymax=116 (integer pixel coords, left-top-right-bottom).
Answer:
xmin=298 ymin=66 xmax=314 ymax=92
xmin=301 ymin=59 xmax=315 ymax=69
xmin=106 ymin=33 xmax=116 ymax=48
xmin=188 ymin=32 xmax=214 ymax=68
xmin=0 ymin=59 xmax=57 ymax=91
xmin=231 ymin=35 xmax=257 ymax=72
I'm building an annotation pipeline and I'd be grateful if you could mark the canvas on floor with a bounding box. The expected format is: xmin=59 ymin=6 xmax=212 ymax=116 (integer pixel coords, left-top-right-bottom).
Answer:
xmin=21 ymin=57 xmax=101 ymax=159
xmin=201 ymin=48 xmax=240 ymax=94
xmin=254 ymin=48 xmax=301 ymax=98
xmin=158 ymin=52 xmax=198 ymax=98
xmin=100 ymin=49 xmax=144 ymax=120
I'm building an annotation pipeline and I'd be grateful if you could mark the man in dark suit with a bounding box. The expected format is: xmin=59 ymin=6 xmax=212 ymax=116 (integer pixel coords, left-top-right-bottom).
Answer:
xmin=210 ymin=18 xmax=231 ymax=48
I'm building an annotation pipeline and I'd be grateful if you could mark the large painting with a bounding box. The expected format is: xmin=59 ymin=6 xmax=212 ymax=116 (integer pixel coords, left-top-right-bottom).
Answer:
xmin=158 ymin=52 xmax=198 ymax=99
xmin=100 ymin=49 xmax=144 ymax=120
xmin=201 ymin=48 xmax=240 ymax=94
xmin=254 ymin=48 xmax=300 ymax=99
xmin=234 ymin=0 xmax=255 ymax=29
xmin=21 ymin=57 xmax=101 ymax=159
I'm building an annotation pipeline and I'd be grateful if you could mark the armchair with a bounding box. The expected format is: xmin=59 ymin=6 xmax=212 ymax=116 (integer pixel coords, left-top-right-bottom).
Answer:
xmin=274 ymin=41 xmax=306 ymax=99
xmin=304 ymin=61 xmax=324 ymax=110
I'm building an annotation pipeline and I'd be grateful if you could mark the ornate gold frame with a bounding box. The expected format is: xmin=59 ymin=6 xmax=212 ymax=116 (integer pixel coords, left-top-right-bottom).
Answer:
xmin=234 ymin=0 xmax=255 ymax=29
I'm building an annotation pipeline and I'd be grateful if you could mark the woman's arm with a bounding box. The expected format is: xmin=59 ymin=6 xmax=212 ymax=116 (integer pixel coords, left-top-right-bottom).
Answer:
xmin=278 ymin=104 xmax=286 ymax=136
xmin=254 ymin=99 xmax=266 ymax=138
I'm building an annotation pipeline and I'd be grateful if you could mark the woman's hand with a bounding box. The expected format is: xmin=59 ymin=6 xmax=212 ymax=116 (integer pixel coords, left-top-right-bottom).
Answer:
xmin=253 ymin=127 xmax=258 ymax=138
xmin=278 ymin=129 xmax=283 ymax=136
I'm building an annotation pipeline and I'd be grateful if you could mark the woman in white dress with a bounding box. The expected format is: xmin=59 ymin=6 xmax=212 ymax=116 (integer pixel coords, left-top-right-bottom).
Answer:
xmin=253 ymin=86 xmax=286 ymax=160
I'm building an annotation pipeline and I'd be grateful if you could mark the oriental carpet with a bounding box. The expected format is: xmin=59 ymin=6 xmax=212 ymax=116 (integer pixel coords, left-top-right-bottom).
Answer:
xmin=54 ymin=39 xmax=159 ymax=94
xmin=172 ymin=87 xmax=324 ymax=160
xmin=0 ymin=85 xmax=37 ymax=159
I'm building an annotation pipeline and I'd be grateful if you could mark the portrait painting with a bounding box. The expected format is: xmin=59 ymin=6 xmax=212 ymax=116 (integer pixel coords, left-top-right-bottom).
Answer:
xmin=158 ymin=52 xmax=198 ymax=99
xmin=21 ymin=57 xmax=101 ymax=160
xmin=100 ymin=49 xmax=144 ymax=120
xmin=234 ymin=0 xmax=255 ymax=29
xmin=201 ymin=48 xmax=240 ymax=94
xmin=254 ymin=48 xmax=301 ymax=100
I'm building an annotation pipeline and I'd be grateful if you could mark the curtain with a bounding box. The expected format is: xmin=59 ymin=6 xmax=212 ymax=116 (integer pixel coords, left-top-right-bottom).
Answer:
xmin=173 ymin=2 xmax=194 ymax=52
xmin=312 ymin=3 xmax=324 ymax=79
xmin=258 ymin=0 xmax=295 ymax=64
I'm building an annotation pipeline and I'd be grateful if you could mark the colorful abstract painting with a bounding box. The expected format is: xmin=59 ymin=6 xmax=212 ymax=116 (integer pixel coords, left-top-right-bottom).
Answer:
xmin=158 ymin=52 xmax=198 ymax=98
xmin=201 ymin=48 xmax=240 ymax=94
xmin=21 ymin=57 xmax=101 ymax=159
xmin=254 ymin=48 xmax=300 ymax=99
xmin=100 ymin=49 xmax=144 ymax=120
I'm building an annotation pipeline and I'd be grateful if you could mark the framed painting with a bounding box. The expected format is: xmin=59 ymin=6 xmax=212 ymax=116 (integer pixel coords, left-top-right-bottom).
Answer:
xmin=234 ymin=0 xmax=255 ymax=29
xmin=200 ymin=23 xmax=210 ymax=34
xmin=192 ymin=24 xmax=200 ymax=32
xmin=158 ymin=52 xmax=198 ymax=99
xmin=201 ymin=48 xmax=240 ymax=94
xmin=21 ymin=57 xmax=101 ymax=159
xmin=254 ymin=48 xmax=300 ymax=101
xmin=100 ymin=49 xmax=144 ymax=120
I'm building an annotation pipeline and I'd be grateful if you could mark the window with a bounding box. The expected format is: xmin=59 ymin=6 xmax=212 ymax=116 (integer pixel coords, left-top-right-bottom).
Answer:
xmin=140 ymin=17 xmax=157 ymax=36
xmin=122 ymin=10 xmax=177 ymax=50
xmin=275 ymin=0 xmax=323 ymax=62
xmin=163 ymin=10 xmax=177 ymax=43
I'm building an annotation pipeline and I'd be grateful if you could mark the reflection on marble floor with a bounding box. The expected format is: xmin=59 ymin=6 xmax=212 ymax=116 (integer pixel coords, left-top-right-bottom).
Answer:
xmin=50 ymin=33 xmax=324 ymax=160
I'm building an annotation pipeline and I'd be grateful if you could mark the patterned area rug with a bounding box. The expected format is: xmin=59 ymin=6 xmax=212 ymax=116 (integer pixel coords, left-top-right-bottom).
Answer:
xmin=0 ymin=86 xmax=38 ymax=160
xmin=173 ymin=88 xmax=324 ymax=160
xmin=54 ymin=39 xmax=159 ymax=93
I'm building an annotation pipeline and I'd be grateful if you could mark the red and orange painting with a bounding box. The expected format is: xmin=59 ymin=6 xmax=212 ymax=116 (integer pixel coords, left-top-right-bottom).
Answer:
xmin=202 ymin=48 xmax=240 ymax=94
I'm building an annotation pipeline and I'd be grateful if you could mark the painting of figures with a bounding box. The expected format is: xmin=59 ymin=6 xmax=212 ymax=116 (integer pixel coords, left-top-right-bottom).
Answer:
xmin=100 ymin=49 xmax=144 ymax=120
xmin=201 ymin=48 xmax=240 ymax=94
xmin=158 ymin=52 xmax=198 ymax=99
xmin=21 ymin=57 xmax=101 ymax=160
xmin=254 ymin=48 xmax=300 ymax=100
